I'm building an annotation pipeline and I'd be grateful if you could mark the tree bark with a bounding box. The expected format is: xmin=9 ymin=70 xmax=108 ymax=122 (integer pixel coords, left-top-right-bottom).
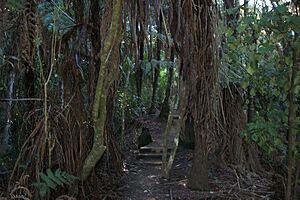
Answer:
xmin=1 ymin=70 xmax=16 ymax=152
xmin=159 ymin=48 xmax=174 ymax=119
xmin=179 ymin=0 xmax=218 ymax=190
xmin=21 ymin=0 xmax=37 ymax=133
xmin=149 ymin=11 xmax=162 ymax=114
xmin=160 ymin=0 xmax=178 ymax=118
xmin=80 ymin=0 xmax=123 ymax=182
xmin=134 ymin=0 xmax=146 ymax=98
xmin=286 ymin=47 xmax=298 ymax=200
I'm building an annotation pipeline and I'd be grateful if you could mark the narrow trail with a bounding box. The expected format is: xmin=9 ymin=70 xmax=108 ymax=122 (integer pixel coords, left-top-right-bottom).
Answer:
xmin=119 ymin=116 xmax=193 ymax=200
xmin=118 ymin=116 xmax=276 ymax=200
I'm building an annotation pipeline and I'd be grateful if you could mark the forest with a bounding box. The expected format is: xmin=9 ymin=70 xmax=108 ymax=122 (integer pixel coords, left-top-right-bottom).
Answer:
xmin=0 ymin=0 xmax=299 ymax=199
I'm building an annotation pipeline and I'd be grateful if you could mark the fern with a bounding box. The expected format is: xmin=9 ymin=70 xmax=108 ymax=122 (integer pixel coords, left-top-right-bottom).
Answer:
xmin=32 ymin=169 xmax=78 ymax=198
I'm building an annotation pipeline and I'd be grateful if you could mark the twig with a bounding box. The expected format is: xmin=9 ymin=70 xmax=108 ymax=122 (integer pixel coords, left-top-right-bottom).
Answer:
xmin=233 ymin=169 xmax=241 ymax=189
xmin=163 ymin=179 xmax=188 ymax=185
xmin=239 ymin=188 xmax=274 ymax=194
xmin=169 ymin=187 xmax=173 ymax=200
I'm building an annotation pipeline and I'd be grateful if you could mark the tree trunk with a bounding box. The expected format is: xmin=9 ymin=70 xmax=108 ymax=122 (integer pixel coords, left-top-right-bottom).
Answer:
xmin=1 ymin=71 xmax=16 ymax=152
xmin=88 ymin=0 xmax=102 ymax=113
xmin=80 ymin=0 xmax=123 ymax=182
xmin=221 ymin=86 xmax=245 ymax=165
xmin=149 ymin=11 xmax=162 ymax=114
xmin=160 ymin=0 xmax=178 ymax=119
xmin=136 ymin=31 xmax=144 ymax=98
xmin=21 ymin=0 xmax=37 ymax=133
xmin=160 ymin=47 xmax=174 ymax=119
xmin=179 ymin=0 xmax=218 ymax=190
xmin=286 ymin=47 xmax=298 ymax=200
xmin=188 ymin=131 xmax=209 ymax=190
xmin=134 ymin=0 xmax=146 ymax=98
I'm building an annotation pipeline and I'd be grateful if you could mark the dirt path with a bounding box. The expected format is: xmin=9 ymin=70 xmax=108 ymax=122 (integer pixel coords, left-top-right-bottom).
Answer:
xmin=118 ymin=116 xmax=276 ymax=200
xmin=120 ymin=161 xmax=170 ymax=200
xmin=119 ymin=117 xmax=174 ymax=200
xmin=119 ymin=117 xmax=212 ymax=200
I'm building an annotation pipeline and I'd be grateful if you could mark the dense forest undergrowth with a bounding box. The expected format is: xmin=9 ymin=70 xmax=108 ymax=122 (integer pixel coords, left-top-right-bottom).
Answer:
xmin=0 ymin=0 xmax=299 ymax=199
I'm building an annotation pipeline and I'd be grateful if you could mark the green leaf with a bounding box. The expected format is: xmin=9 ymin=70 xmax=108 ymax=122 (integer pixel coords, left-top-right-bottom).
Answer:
xmin=55 ymin=169 xmax=69 ymax=183
xmin=237 ymin=24 xmax=247 ymax=33
xmin=32 ymin=168 xmax=78 ymax=198
xmin=271 ymin=15 xmax=281 ymax=24
xmin=226 ymin=7 xmax=239 ymax=15
xmin=276 ymin=5 xmax=288 ymax=14
xmin=225 ymin=28 xmax=234 ymax=37
xmin=274 ymin=90 xmax=280 ymax=97
xmin=251 ymin=134 xmax=259 ymax=142
xmin=240 ymin=80 xmax=249 ymax=89
xmin=274 ymin=138 xmax=282 ymax=147
xmin=292 ymin=40 xmax=300 ymax=49
xmin=246 ymin=66 xmax=255 ymax=75
xmin=259 ymin=17 xmax=269 ymax=26
xmin=244 ymin=36 xmax=253 ymax=44
xmin=250 ymin=88 xmax=256 ymax=96
xmin=61 ymin=171 xmax=79 ymax=184
xmin=46 ymin=169 xmax=64 ymax=186
xmin=288 ymin=16 xmax=300 ymax=25
xmin=40 ymin=172 xmax=57 ymax=189
xmin=243 ymin=16 xmax=255 ymax=25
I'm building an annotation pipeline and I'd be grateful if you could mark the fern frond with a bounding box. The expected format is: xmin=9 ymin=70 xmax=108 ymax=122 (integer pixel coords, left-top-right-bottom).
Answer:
xmin=33 ymin=168 xmax=78 ymax=198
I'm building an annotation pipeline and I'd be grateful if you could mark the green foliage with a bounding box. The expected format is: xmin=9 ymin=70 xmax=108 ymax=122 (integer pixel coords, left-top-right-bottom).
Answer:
xmin=147 ymin=59 xmax=175 ymax=70
xmin=151 ymin=32 xmax=168 ymax=43
xmin=38 ymin=0 xmax=75 ymax=35
xmin=117 ymin=52 xmax=174 ymax=119
xmin=242 ymin=112 xmax=286 ymax=154
xmin=6 ymin=0 xmax=25 ymax=11
xmin=32 ymin=169 xmax=78 ymax=198
xmin=117 ymin=56 xmax=143 ymax=117
xmin=224 ymin=2 xmax=300 ymax=157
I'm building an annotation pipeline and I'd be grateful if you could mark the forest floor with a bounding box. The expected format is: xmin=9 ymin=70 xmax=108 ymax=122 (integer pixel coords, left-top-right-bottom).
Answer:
xmin=118 ymin=115 xmax=280 ymax=200
xmin=0 ymin=115 xmax=282 ymax=200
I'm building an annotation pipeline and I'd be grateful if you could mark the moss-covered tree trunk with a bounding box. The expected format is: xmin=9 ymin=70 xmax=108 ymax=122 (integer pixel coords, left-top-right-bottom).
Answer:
xmin=80 ymin=0 xmax=123 ymax=182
